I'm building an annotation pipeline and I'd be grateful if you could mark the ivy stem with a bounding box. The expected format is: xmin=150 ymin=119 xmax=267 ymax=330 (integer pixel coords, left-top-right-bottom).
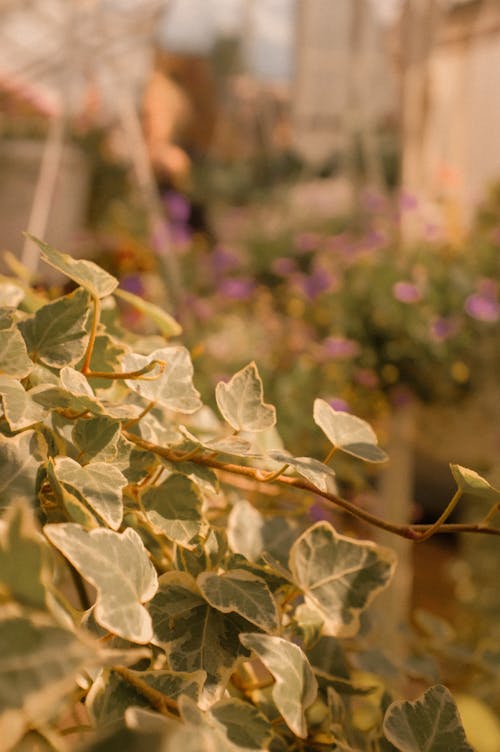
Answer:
xmin=112 ymin=666 xmax=179 ymax=716
xmin=415 ymin=489 xmax=462 ymax=542
xmin=121 ymin=431 xmax=500 ymax=541
xmin=85 ymin=360 xmax=166 ymax=381
xmin=255 ymin=464 xmax=289 ymax=482
xmin=123 ymin=401 xmax=156 ymax=429
xmin=323 ymin=446 xmax=338 ymax=465
xmin=481 ymin=502 xmax=500 ymax=526
xmin=81 ymin=295 xmax=100 ymax=375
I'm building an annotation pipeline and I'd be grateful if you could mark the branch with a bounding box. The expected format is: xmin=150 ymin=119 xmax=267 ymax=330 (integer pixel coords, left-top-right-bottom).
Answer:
xmin=122 ymin=431 xmax=500 ymax=542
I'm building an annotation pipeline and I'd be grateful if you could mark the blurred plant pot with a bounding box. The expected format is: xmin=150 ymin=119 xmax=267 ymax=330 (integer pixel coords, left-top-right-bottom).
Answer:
xmin=0 ymin=137 xmax=90 ymax=280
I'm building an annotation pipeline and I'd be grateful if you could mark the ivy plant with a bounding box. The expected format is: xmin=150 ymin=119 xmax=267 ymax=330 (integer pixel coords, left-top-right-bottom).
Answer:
xmin=1 ymin=238 xmax=498 ymax=751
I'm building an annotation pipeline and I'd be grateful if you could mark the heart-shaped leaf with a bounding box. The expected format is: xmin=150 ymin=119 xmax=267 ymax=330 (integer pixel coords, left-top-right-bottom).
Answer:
xmin=0 ymin=325 xmax=33 ymax=377
xmin=313 ymin=399 xmax=388 ymax=462
xmin=142 ymin=474 xmax=205 ymax=549
xmin=0 ymin=503 xmax=48 ymax=609
xmin=53 ymin=457 xmax=127 ymax=529
xmin=0 ymin=430 xmax=44 ymax=508
xmin=240 ymin=633 xmax=318 ymax=738
xmin=289 ymin=522 xmax=396 ymax=637
xmin=31 ymin=236 xmax=118 ymax=298
xmin=124 ymin=346 xmax=201 ymax=413
xmin=197 ymin=569 xmax=279 ymax=633
xmin=268 ymin=450 xmax=338 ymax=493
xmin=72 ymin=415 xmax=121 ymax=462
xmin=215 ymin=362 xmax=276 ymax=432
xmin=450 ymin=464 xmax=500 ymax=502
xmin=44 ymin=523 xmax=158 ymax=643
xmin=18 ymin=287 xmax=91 ymax=368
xmin=115 ymin=288 xmax=182 ymax=338
xmin=383 ymin=684 xmax=473 ymax=751
xmin=0 ymin=376 xmax=46 ymax=431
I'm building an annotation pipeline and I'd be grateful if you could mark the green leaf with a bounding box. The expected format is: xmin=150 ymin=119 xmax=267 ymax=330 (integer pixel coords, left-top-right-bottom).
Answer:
xmin=289 ymin=522 xmax=396 ymax=637
xmin=124 ymin=346 xmax=202 ymax=413
xmin=215 ymin=362 xmax=276 ymax=432
xmin=30 ymin=236 xmax=119 ymax=298
xmin=44 ymin=523 xmax=158 ymax=643
xmin=210 ymin=698 xmax=272 ymax=750
xmin=0 ymin=613 xmax=97 ymax=751
xmin=197 ymin=569 xmax=279 ymax=633
xmin=450 ymin=464 xmax=500 ymax=502
xmin=0 ymin=503 xmax=48 ymax=609
xmin=0 ymin=325 xmax=33 ymax=377
xmin=0 ymin=430 xmax=44 ymax=508
xmin=142 ymin=474 xmax=206 ymax=549
xmin=18 ymin=287 xmax=91 ymax=368
xmin=0 ymin=376 xmax=47 ymax=431
xmin=227 ymin=500 xmax=264 ymax=562
xmin=150 ymin=571 xmax=252 ymax=701
xmin=268 ymin=450 xmax=338 ymax=493
xmin=46 ymin=459 xmax=100 ymax=529
xmin=87 ymin=668 xmax=205 ymax=726
xmin=82 ymin=334 xmax=128 ymax=390
xmin=313 ymin=399 xmax=388 ymax=463
xmin=53 ymin=457 xmax=126 ymax=529
xmin=383 ymin=684 xmax=473 ymax=751
xmin=115 ymin=288 xmax=182 ymax=338
xmin=240 ymin=633 xmax=318 ymax=738
xmin=72 ymin=415 xmax=121 ymax=462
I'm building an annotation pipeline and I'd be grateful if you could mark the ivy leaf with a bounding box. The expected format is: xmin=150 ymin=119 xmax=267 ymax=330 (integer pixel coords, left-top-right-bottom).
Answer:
xmin=268 ymin=450 xmax=338 ymax=493
xmin=0 ymin=613 xmax=97 ymax=751
xmin=124 ymin=346 xmax=202 ymax=413
xmin=44 ymin=523 xmax=158 ymax=643
xmin=383 ymin=684 xmax=473 ymax=751
xmin=150 ymin=572 xmax=252 ymax=701
xmin=72 ymin=415 xmax=121 ymax=462
xmin=210 ymin=698 xmax=272 ymax=751
xmin=53 ymin=457 xmax=127 ymax=530
xmin=313 ymin=399 xmax=388 ymax=463
xmin=227 ymin=500 xmax=264 ymax=562
xmin=115 ymin=288 xmax=182 ymax=338
xmin=215 ymin=362 xmax=276 ymax=432
xmin=197 ymin=569 xmax=279 ymax=633
xmin=0 ymin=503 xmax=48 ymax=609
xmin=240 ymin=633 xmax=318 ymax=738
xmin=46 ymin=459 xmax=100 ymax=529
xmin=0 ymin=376 xmax=47 ymax=431
xmin=142 ymin=474 xmax=206 ymax=549
xmin=87 ymin=668 xmax=205 ymax=726
xmin=0 ymin=325 xmax=33 ymax=377
xmin=31 ymin=236 xmax=119 ymax=298
xmin=450 ymin=464 xmax=500 ymax=502
xmin=289 ymin=522 xmax=396 ymax=637
xmin=0 ymin=430 xmax=44 ymax=508
xmin=18 ymin=287 xmax=91 ymax=368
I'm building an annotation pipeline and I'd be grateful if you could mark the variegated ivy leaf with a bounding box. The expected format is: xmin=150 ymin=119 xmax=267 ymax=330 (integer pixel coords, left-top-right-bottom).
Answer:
xmin=150 ymin=571 xmax=252 ymax=701
xmin=0 ymin=324 xmax=33 ymax=378
xmin=46 ymin=459 xmax=99 ymax=529
xmin=72 ymin=415 xmax=121 ymax=462
xmin=227 ymin=499 xmax=264 ymax=562
xmin=18 ymin=287 xmax=91 ymax=368
xmin=0 ymin=376 xmax=47 ymax=431
xmin=32 ymin=236 xmax=119 ymax=298
xmin=267 ymin=450 xmax=338 ymax=493
xmin=313 ymin=398 xmax=388 ymax=463
xmin=87 ymin=668 xmax=205 ymax=726
xmin=115 ymin=288 xmax=182 ymax=338
xmin=0 ymin=612 xmax=98 ymax=751
xmin=289 ymin=522 xmax=396 ymax=637
xmin=197 ymin=569 xmax=279 ymax=633
xmin=124 ymin=346 xmax=202 ymax=413
xmin=0 ymin=503 xmax=48 ymax=609
xmin=141 ymin=474 xmax=206 ymax=549
xmin=383 ymin=684 xmax=473 ymax=751
xmin=52 ymin=457 xmax=127 ymax=530
xmin=240 ymin=633 xmax=318 ymax=738
xmin=44 ymin=524 xmax=158 ymax=643
xmin=0 ymin=430 xmax=45 ymax=508
xmin=450 ymin=463 xmax=500 ymax=502
xmin=215 ymin=362 xmax=276 ymax=432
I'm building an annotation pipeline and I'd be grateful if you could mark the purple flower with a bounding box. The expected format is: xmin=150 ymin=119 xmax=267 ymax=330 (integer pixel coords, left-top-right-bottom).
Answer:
xmin=362 ymin=190 xmax=387 ymax=213
xmin=464 ymin=294 xmax=499 ymax=322
xmin=271 ymin=257 xmax=297 ymax=276
xmin=399 ymin=192 xmax=418 ymax=211
xmin=164 ymin=191 xmax=190 ymax=224
xmin=392 ymin=281 xmax=422 ymax=304
xmin=354 ymin=369 xmax=379 ymax=388
xmin=294 ymin=232 xmax=321 ymax=254
xmin=430 ymin=316 xmax=460 ymax=341
xmin=121 ymin=275 xmax=144 ymax=296
xmin=322 ymin=336 xmax=360 ymax=359
xmin=212 ymin=246 xmax=241 ymax=274
xmin=327 ymin=397 xmax=350 ymax=412
xmin=297 ymin=267 xmax=335 ymax=299
xmin=218 ymin=277 xmax=256 ymax=300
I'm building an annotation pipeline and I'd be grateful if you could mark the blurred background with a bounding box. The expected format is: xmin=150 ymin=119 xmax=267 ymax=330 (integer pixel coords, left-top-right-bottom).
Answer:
xmin=1 ymin=0 xmax=500 ymax=732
